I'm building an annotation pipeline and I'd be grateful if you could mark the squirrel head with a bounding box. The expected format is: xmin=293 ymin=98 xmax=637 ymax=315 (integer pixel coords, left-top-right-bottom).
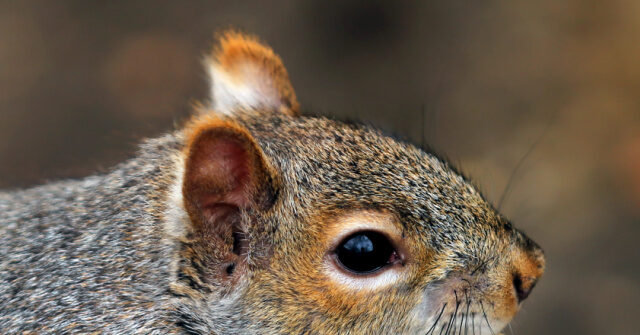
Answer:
xmin=169 ymin=31 xmax=545 ymax=334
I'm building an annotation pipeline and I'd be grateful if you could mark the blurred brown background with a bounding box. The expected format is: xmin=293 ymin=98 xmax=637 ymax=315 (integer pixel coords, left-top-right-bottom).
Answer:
xmin=1 ymin=1 xmax=638 ymax=333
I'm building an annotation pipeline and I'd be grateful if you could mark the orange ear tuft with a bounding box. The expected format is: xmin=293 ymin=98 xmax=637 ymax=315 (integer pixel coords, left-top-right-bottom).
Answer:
xmin=206 ymin=30 xmax=299 ymax=116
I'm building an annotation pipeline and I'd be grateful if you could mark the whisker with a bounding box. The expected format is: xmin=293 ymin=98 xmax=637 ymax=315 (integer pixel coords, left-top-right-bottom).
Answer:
xmin=497 ymin=110 xmax=557 ymax=210
xmin=457 ymin=309 xmax=465 ymax=335
xmin=440 ymin=310 xmax=454 ymax=335
xmin=480 ymin=301 xmax=495 ymax=335
xmin=471 ymin=311 xmax=476 ymax=335
xmin=426 ymin=303 xmax=447 ymax=335
xmin=438 ymin=320 xmax=448 ymax=335
xmin=470 ymin=259 xmax=487 ymax=276
xmin=464 ymin=289 xmax=471 ymax=335
xmin=458 ymin=288 xmax=469 ymax=335
xmin=445 ymin=292 xmax=461 ymax=335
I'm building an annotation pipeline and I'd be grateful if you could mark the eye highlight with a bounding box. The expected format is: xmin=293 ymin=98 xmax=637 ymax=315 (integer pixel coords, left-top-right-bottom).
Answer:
xmin=335 ymin=231 xmax=396 ymax=274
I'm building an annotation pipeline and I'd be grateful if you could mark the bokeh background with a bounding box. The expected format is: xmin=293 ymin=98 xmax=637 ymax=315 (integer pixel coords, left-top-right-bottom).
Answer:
xmin=1 ymin=1 xmax=638 ymax=333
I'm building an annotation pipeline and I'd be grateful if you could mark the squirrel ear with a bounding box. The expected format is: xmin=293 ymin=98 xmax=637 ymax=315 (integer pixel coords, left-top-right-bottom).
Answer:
xmin=206 ymin=31 xmax=300 ymax=117
xmin=181 ymin=116 xmax=277 ymax=281
xmin=183 ymin=116 xmax=277 ymax=230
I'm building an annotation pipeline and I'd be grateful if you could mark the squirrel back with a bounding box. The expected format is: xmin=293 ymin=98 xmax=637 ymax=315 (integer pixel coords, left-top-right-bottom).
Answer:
xmin=0 ymin=135 xmax=183 ymax=333
xmin=0 ymin=31 xmax=544 ymax=334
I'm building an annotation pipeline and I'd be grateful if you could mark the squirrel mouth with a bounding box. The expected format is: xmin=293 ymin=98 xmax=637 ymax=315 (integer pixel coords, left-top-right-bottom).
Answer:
xmin=414 ymin=277 xmax=514 ymax=335
xmin=421 ymin=304 xmax=508 ymax=335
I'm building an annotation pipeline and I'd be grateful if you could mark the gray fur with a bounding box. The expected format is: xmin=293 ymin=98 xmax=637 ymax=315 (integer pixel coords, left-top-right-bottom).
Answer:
xmin=1 ymin=113 xmax=542 ymax=334
xmin=0 ymin=136 xmax=182 ymax=334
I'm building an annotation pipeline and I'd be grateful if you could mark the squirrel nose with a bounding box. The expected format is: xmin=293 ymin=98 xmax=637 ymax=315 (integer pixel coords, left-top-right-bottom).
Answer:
xmin=511 ymin=243 xmax=544 ymax=303
xmin=511 ymin=240 xmax=545 ymax=303
xmin=512 ymin=272 xmax=537 ymax=302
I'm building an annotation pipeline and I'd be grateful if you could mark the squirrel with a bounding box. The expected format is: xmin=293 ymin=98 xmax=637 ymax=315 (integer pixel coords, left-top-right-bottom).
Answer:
xmin=0 ymin=31 xmax=544 ymax=334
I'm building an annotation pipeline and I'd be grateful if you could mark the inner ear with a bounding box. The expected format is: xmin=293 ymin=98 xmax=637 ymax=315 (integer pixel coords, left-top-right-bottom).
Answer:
xmin=182 ymin=120 xmax=276 ymax=282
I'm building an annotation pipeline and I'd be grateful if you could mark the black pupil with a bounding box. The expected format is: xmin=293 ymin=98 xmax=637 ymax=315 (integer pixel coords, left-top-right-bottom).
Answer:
xmin=336 ymin=231 xmax=394 ymax=273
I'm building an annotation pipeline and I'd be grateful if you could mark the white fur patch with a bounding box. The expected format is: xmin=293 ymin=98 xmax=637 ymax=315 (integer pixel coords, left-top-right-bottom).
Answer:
xmin=163 ymin=153 xmax=190 ymax=239
xmin=324 ymin=262 xmax=404 ymax=291
xmin=208 ymin=62 xmax=280 ymax=115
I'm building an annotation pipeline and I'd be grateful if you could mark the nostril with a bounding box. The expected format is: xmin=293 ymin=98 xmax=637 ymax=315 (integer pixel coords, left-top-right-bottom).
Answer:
xmin=513 ymin=273 xmax=536 ymax=302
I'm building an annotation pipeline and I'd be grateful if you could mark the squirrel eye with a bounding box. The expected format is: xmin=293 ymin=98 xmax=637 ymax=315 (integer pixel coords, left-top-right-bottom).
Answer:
xmin=335 ymin=231 xmax=395 ymax=274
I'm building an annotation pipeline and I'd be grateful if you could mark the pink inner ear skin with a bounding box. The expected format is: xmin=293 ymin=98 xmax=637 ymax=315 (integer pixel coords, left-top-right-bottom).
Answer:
xmin=189 ymin=134 xmax=255 ymax=212
xmin=209 ymin=139 xmax=252 ymax=208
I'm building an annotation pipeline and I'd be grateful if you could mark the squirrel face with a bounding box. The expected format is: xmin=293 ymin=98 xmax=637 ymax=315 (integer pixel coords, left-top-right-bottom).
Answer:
xmin=170 ymin=32 xmax=545 ymax=334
